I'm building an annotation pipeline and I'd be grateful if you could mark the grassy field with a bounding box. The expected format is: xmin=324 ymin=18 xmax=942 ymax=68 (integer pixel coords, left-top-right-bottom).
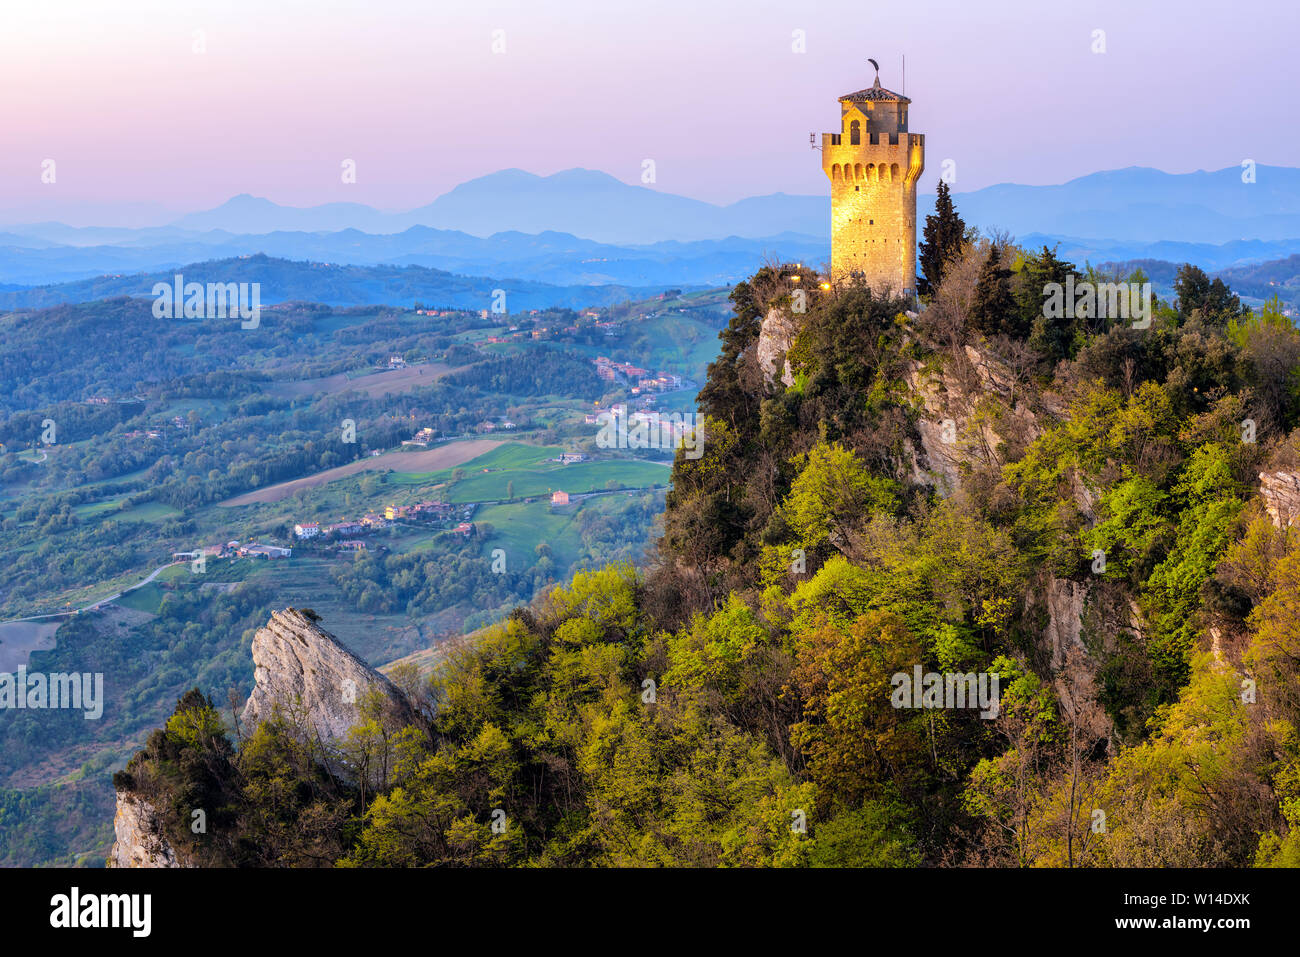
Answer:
xmin=385 ymin=441 xmax=562 ymax=485
xmin=113 ymin=582 xmax=167 ymax=614
xmin=474 ymin=489 xmax=662 ymax=574
xmin=446 ymin=457 xmax=670 ymax=503
xmin=71 ymin=500 xmax=180 ymax=523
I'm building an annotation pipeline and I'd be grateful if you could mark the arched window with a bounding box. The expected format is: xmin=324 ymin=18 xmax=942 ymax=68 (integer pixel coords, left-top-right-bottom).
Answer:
xmin=849 ymin=120 xmax=860 ymax=146
xmin=831 ymin=163 xmax=841 ymax=180
xmin=854 ymin=163 xmax=863 ymax=180
xmin=891 ymin=163 xmax=900 ymax=181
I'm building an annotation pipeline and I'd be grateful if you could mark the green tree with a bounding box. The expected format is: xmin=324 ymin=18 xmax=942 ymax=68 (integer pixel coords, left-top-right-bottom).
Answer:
xmin=781 ymin=441 xmax=898 ymax=555
xmin=969 ymin=243 xmax=1015 ymax=337
xmin=1174 ymin=263 xmax=1244 ymax=326
xmin=918 ymin=180 xmax=966 ymax=297
xmin=1020 ymin=246 xmax=1082 ymax=365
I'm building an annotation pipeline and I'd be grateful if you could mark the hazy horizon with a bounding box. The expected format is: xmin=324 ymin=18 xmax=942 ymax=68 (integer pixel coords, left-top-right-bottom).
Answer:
xmin=1 ymin=161 xmax=1290 ymax=232
xmin=1 ymin=0 xmax=1294 ymax=222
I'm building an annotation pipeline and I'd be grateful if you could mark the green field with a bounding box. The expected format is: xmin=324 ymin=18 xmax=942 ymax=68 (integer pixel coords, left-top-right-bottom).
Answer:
xmin=114 ymin=582 xmax=166 ymax=614
xmin=447 ymin=458 xmax=669 ymax=503
xmin=72 ymin=500 xmax=180 ymax=524
xmin=386 ymin=442 xmax=562 ymax=485
xmin=474 ymin=490 xmax=662 ymax=573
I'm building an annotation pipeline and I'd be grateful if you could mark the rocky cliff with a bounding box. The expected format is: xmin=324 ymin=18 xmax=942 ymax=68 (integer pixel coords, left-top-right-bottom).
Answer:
xmin=240 ymin=608 xmax=416 ymax=740
xmin=109 ymin=607 xmax=415 ymax=866
xmin=757 ymin=305 xmax=799 ymax=390
xmin=902 ymin=344 xmax=1046 ymax=494
xmin=1035 ymin=577 xmax=1121 ymax=744
xmin=108 ymin=793 xmax=179 ymax=868
xmin=1259 ymin=470 xmax=1300 ymax=528
xmin=752 ymin=299 xmax=1049 ymax=496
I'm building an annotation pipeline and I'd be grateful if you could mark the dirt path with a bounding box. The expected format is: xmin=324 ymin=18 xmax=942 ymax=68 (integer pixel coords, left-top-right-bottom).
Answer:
xmin=218 ymin=439 xmax=504 ymax=506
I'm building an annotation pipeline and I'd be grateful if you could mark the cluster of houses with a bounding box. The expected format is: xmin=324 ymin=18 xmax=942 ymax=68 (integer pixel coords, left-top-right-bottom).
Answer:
xmin=193 ymin=541 xmax=293 ymax=560
xmin=483 ymin=325 xmax=583 ymax=343
xmin=631 ymin=373 xmax=683 ymax=395
xmin=577 ymin=310 xmax=625 ymax=336
xmin=294 ymin=512 xmax=388 ymax=545
xmin=293 ymin=500 xmax=477 ymax=546
xmin=593 ymin=356 xmax=648 ymax=383
xmin=592 ymin=357 xmax=684 ymax=395
xmin=480 ymin=311 xmax=624 ymax=345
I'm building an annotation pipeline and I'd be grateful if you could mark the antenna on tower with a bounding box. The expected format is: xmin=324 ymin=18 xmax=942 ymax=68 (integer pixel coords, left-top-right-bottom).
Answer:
xmin=902 ymin=54 xmax=905 ymax=94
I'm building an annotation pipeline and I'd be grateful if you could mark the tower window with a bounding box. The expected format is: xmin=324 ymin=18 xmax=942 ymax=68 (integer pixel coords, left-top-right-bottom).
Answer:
xmin=849 ymin=120 xmax=860 ymax=146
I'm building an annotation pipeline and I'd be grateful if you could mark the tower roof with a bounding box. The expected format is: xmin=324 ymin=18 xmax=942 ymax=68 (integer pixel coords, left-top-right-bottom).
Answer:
xmin=840 ymin=75 xmax=909 ymax=104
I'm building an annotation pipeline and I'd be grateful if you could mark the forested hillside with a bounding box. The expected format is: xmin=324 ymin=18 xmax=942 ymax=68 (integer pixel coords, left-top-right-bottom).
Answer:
xmin=115 ymin=218 xmax=1300 ymax=866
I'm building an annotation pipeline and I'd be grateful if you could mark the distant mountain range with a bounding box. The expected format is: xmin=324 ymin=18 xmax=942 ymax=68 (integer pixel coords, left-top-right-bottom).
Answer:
xmin=0 ymin=165 xmax=1297 ymax=295
xmin=7 ymin=164 xmax=1297 ymax=243
xmin=936 ymin=166 xmax=1300 ymax=244
xmin=0 ymin=229 xmax=832 ymax=289
xmin=0 ymin=254 xmax=682 ymax=312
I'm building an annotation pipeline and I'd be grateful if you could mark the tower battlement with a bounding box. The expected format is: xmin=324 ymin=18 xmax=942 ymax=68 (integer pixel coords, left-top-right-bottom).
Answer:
xmin=820 ymin=71 xmax=924 ymax=294
xmin=821 ymin=131 xmax=924 ymax=150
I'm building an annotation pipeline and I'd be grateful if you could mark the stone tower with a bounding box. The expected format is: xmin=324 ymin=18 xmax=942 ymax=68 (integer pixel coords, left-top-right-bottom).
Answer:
xmin=820 ymin=70 xmax=925 ymax=295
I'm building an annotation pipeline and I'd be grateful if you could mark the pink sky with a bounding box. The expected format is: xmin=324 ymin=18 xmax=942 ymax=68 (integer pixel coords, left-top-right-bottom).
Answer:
xmin=0 ymin=0 xmax=1294 ymax=222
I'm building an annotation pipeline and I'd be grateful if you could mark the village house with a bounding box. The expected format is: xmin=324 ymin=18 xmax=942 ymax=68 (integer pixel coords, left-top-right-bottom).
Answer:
xmin=324 ymin=520 xmax=365 ymax=536
xmin=402 ymin=427 xmax=436 ymax=447
xmin=242 ymin=543 xmax=292 ymax=559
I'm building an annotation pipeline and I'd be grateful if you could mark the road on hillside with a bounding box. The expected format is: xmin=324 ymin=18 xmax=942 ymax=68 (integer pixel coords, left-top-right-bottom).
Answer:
xmin=0 ymin=560 xmax=183 ymax=624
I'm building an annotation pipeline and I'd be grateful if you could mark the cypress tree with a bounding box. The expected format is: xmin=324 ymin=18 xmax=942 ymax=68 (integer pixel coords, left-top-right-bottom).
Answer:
xmin=918 ymin=180 xmax=966 ymax=297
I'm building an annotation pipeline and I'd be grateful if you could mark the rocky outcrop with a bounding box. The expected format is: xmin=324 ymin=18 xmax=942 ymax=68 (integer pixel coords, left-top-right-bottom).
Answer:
xmin=1259 ymin=470 xmax=1300 ymax=528
xmin=905 ymin=344 xmax=1043 ymax=494
xmin=108 ymin=794 xmax=178 ymax=868
xmin=1036 ymin=578 xmax=1115 ymax=743
xmin=756 ymin=305 xmax=799 ymax=390
xmin=241 ymin=608 xmax=416 ymax=741
xmin=108 ymin=609 xmax=417 ymax=867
